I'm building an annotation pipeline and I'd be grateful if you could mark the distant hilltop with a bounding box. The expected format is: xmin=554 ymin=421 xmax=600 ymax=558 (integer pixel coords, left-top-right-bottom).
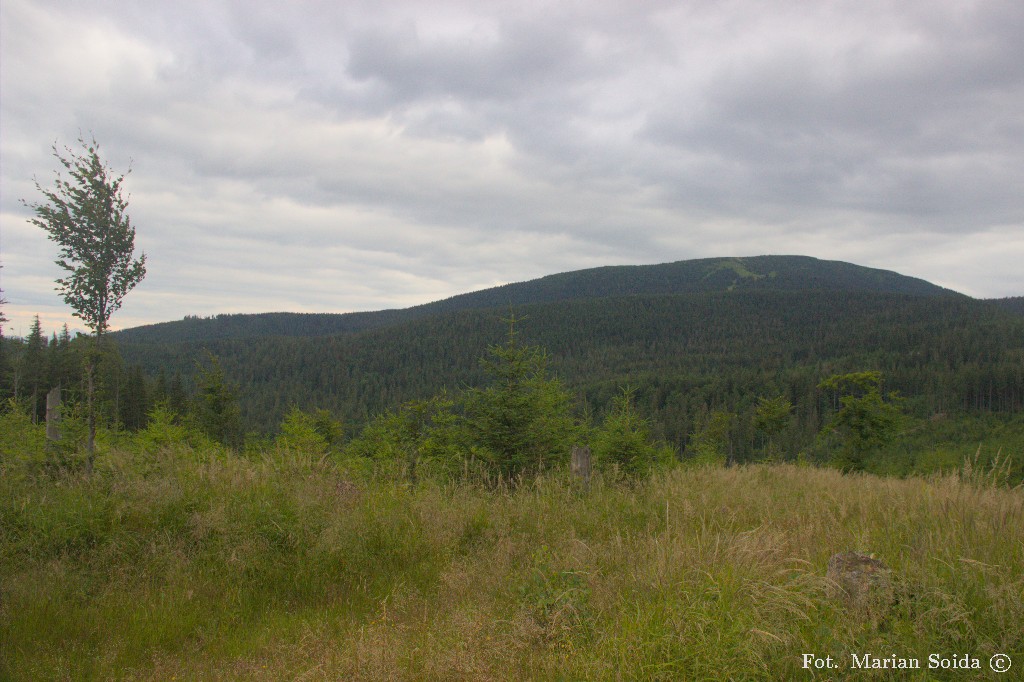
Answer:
xmin=112 ymin=255 xmax=963 ymax=344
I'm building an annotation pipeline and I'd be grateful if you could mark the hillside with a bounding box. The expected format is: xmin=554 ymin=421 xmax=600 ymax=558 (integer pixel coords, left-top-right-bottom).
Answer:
xmin=106 ymin=254 xmax=1024 ymax=467
xmin=7 ymin=262 xmax=1022 ymax=679
xmin=112 ymin=255 xmax=960 ymax=345
xmin=118 ymin=288 xmax=1024 ymax=452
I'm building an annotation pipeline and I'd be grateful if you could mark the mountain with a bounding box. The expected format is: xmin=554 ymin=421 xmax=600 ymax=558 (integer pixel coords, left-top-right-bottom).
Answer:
xmin=113 ymin=256 xmax=1024 ymax=449
xmin=112 ymin=255 xmax=960 ymax=345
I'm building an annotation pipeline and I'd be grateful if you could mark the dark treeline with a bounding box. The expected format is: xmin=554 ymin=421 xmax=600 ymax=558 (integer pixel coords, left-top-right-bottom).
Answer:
xmin=0 ymin=315 xmax=182 ymax=433
xmin=100 ymin=290 xmax=1024 ymax=461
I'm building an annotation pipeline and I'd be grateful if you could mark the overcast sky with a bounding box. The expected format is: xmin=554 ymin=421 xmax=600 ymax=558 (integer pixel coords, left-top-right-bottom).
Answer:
xmin=2 ymin=0 xmax=1022 ymax=337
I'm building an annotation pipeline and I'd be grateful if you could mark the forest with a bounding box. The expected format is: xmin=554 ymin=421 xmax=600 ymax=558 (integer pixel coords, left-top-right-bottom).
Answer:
xmin=3 ymin=257 xmax=1023 ymax=481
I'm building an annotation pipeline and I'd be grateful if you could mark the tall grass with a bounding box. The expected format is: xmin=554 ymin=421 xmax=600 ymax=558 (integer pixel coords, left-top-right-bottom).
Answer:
xmin=2 ymin=442 xmax=1022 ymax=680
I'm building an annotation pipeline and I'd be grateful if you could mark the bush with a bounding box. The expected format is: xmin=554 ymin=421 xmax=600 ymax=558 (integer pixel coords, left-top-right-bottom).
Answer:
xmin=592 ymin=388 xmax=674 ymax=477
xmin=0 ymin=399 xmax=45 ymax=465
xmin=687 ymin=409 xmax=733 ymax=466
xmin=275 ymin=406 xmax=330 ymax=456
xmin=133 ymin=403 xmax=218 ymax=464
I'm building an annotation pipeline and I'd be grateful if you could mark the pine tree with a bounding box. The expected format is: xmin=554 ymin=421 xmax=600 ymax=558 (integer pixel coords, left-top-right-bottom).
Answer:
xmin=21 ymin=316 xmax=47 ymax=422
xmin=120 ymin=365 xmax=149 ymax=431
xmin=753 ymin=394 xmax=793 ymax=457
xmin=192 ymin=355 xmax=243 ymax=448
xmin=167 ymin=371 xmax=189 ymax=418
xmin=464 ymin=317 xmax=580 ymax=480
xmin=592 ymin=387 xmax=671 ymax=477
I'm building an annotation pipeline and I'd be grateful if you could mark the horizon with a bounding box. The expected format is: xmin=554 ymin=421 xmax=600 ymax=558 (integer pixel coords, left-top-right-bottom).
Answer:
xmin=3 ymin=253 xmax=1021 ymax=340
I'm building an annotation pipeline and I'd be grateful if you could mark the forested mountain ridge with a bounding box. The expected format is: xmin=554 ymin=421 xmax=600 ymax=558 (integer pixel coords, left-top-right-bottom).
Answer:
xmin=117 ymin=289 xmax=1024 ymax=446
xmin=7 ymin=254 xmax=1023 ymax=468
xmin=111 ymin=255 xmax=961 ymax=345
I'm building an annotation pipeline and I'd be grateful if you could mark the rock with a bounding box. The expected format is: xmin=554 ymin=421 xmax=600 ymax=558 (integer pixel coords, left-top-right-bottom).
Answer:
xmin=826 ymin=551 xmax=894 ymax=606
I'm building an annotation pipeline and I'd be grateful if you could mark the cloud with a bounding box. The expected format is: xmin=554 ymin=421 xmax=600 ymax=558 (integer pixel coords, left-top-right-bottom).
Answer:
xmin=1 ymin=0 xmax=1022 ymax=336
xmin=640 ymin=1 xmax=1024 ymax=219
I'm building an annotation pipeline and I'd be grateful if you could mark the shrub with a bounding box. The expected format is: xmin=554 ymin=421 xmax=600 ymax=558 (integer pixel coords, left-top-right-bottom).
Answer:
xmin=463 ymin=326 xmax=581 ymax=480
xmin=276 ymin=406 xmax=330 ymax=456
xmin=592 ymin=388 xmax=674 ymax=477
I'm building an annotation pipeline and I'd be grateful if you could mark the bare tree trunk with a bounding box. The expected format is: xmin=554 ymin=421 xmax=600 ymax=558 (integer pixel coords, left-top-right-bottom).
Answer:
xmin=86 ymin=353 xmax=96 ymax=475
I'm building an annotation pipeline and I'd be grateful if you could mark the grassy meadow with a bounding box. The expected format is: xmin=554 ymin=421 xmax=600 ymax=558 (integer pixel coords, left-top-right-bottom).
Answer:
xmin=2 ymin=432 xmax=1023 ymax=681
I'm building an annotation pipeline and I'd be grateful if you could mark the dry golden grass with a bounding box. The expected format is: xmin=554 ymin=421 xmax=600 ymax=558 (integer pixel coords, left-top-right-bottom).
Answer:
xmin=3 ymin=452 xmax=1022 ymax=680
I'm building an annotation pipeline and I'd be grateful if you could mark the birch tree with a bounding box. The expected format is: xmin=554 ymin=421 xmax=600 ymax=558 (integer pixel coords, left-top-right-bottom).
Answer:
xmin=23 ymin=136 xmax=146 ymax=470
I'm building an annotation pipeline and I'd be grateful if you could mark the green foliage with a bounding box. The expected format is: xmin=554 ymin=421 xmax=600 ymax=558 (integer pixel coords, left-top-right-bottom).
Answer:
xmin=20 ymin=316 xmax=47 ymax=421
xmin=275 ymin=406 xmax=331 ymax=456
xmin=0 ymin=321 xmax=153 ymax=443
xmin=0 ymin=400 xmax=45 ymax=462
xmin=0 ymin=398 xmax=89 ymax=476
xmin=463 ymin=320 xmax=581 ymax=480
xmin=348 ymin=393 xmax=492 ymax=482
xmin=117 ymin=287 xmax=1024 ymax=453
xmin=134 ymin=403 xmax=204 ymax=455
xmin=310 ymin=408 xmax=344 ymax=448
xmin=46 ymin=402 xmax=90 ymax=472
xmin=112 ymin=255 xmax=954 ymax=347
xmin=688 ymin=409 xmax=734 ymax=465
xmin=23 ymin=135 xmax=146 ymax=466
xmin=591 ymin=387 xmax=673 ymax=476
xmin=819 ymin=371 xmax=904 ymax=471
xmin=191 ymin=355 xmax=243 ymax=449
xmin=753 ymin=394 xmax=793 ymax=458
xmin=23 ymin=136 xmax=146 ymax=336
xmin=344 ymin=396 xmax=465 ymax=482
xmin=391 ymin=394 xmax=468 ymax=479
xmin=119 ymin=364 xmax=150 ymax=431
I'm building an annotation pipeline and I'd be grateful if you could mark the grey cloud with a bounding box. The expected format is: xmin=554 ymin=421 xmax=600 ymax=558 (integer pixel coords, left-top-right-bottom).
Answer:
xmin=2 ymin=0 xmax=1022 ymax=335
xmin=347 ymin=21 xmax=569 ymax=101
xmin=638 ymin=2 xmax=1024 ymax=226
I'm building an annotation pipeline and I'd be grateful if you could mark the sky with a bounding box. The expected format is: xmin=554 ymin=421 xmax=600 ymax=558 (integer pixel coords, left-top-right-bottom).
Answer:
xmin=2 ymin=0 xmax=1022 ymax=337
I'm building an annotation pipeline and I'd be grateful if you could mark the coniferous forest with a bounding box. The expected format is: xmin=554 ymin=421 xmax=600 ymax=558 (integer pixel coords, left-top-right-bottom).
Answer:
xmin=4 ymin=256 xmax=1024 ymax=477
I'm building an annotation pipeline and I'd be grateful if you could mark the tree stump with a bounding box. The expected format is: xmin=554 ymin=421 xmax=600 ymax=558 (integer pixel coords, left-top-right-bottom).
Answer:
xmin=45 ymin=386 xmax=62 ymax=443
xmin=571 ymin=445 xmax=592 ymax=485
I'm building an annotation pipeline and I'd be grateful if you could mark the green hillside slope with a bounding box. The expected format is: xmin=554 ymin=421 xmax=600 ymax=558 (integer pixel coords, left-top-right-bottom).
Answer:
xmin=106 ymin=255 xmax=1024 ymax=467
xmin=119 ymin=289 xmax=1024 ymax=451
xmin=112 ymin=255 xmax=960 ymax=345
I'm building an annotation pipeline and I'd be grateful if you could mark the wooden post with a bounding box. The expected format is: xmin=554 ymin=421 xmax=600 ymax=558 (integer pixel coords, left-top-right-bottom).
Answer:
xmin=571 ymin=445 xmax=592 ymax=486
xmin=46 ymin=386 xmax=62 ymax=443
